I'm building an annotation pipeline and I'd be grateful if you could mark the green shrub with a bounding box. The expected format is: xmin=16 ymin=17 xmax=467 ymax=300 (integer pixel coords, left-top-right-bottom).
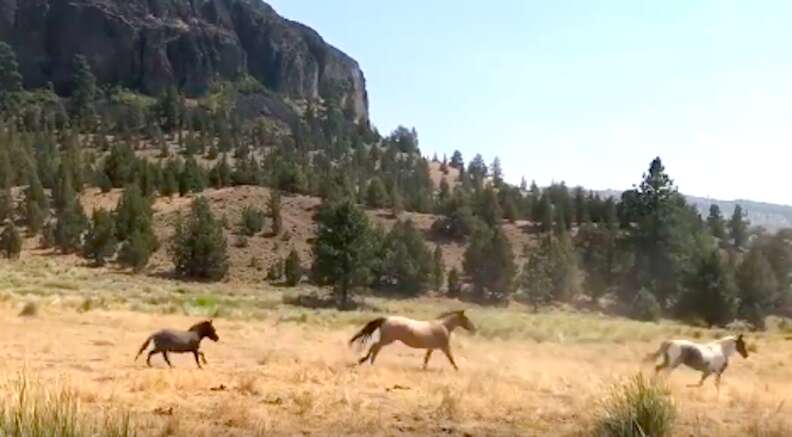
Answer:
xmin=594 ymin=373 xmax=676 ymax=437
xmin=284 ymin=249 xmax=302 ymax=286
xmin=238 ymin=206 xmax=265 ymax=236
xmin=631 ymin=288 xmax=662 ymax=322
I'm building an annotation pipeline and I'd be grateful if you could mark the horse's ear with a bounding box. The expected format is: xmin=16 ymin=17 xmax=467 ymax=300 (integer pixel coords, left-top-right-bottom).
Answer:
xmin=738 ymin=333 xmax=744 ymax=341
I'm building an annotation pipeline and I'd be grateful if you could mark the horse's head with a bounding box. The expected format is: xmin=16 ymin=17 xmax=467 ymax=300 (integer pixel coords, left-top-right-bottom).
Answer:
xmin=441 ymin=310 xmax=476 ymax=333
xmin=735 ymin=334 xmax=748 ymax=358
xmin=191 ymin=320 xmax=220 ymax=342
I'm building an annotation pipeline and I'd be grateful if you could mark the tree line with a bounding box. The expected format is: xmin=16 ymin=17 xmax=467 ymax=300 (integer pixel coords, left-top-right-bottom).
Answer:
xmin=0 ymin=43 xmax=790 ymax=328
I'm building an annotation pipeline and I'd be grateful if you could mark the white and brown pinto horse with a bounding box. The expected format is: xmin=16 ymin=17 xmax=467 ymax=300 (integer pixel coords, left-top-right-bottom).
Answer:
xmin=645 ymin=334 xmax=748 ymax=390
xmin=349 ymin=310 xmax=476 ymax=370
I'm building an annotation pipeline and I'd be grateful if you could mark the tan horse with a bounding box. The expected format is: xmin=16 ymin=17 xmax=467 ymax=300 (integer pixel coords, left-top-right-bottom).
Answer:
xmin=349 ymin=310 xmax=476 ymax=370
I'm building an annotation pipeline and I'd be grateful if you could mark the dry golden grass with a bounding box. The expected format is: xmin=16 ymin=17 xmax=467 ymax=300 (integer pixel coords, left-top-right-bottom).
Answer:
xmin=1 ymin=260 xmax=792 ymax=436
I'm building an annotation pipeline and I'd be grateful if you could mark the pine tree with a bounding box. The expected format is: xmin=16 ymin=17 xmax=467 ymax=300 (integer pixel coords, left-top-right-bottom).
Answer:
xmin=0 ymin=188 xmax=12 ymax=222
xmin=680 ymin=250 xmax=737 ymax=327
xmin=238 ymin=206 xmax=265 ymax=236
xmin=169 ymin=197 xmax=229 ymax=281
xmin=160 ymin=159 xmax=180 ymax=197
xmin=268 ymin=189 xmax=282 ymax=235
xmin=0 ymin=42 xmax=23 ymax=113
xmin=21 ymin=173 xmax=48 ymax=235
xmin=520 ymin=233 xmax=578 ymax=307
xmin=82 ymin=208 xmax=117 ymax=266
xmin=209 ymin=154 xmax=232 ymax=188
xmin=1 ymin=221 xmax=22 ymax=259
xmin=311 ymin=199 xmax=375 ymax=309
xmin=476 ymin=186 xmax=501 ymax=228
xmin=729 ymin=204 xmax=750 ymax=249
xmin=491 ymin=157 xmax=503 ymax=187
xmin=432 ymin=245 xmax=445 ymax=291
xmin=378 ymin=219 xmax=434 ymax=295
xmin=365 ymin=177 xmax=389 ymax=209
xmin=706 ymin=204 xmax=726 ymax=240
xmin=450 ymin=150 xmax=464 ymax=170
xmin=284 ymin=248 xmax=302 ymax=286
xmin=736 ymin=246 xmax=778 ymax=329
xmin=467 ymin=154 xmax=488 ymax=188
xmin=71 ymin=55 xmax=96 ymax=129
xmin=447 ymin=267 xmax=461 ymax=297
xmin=390 ymin=184 xmax=404 ymax=217
xmin=114 ymin=185 xmax=158 ymax=270
xmin=463 ymin=226 xmax=516 ymax=302
xmin=179 ymin=157 xmax=206 ymax=196
xmin=52 ymin=169 xmax=87 ymax=253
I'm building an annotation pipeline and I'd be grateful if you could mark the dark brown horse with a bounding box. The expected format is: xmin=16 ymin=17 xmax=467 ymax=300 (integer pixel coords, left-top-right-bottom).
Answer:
xmin=135 ymin=320 xmax=219 ymax=368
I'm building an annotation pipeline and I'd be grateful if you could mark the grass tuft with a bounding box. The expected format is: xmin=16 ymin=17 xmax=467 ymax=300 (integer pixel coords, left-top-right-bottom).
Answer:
xmin=594 ymin=373 xmax=676 ymax=437
xmin=18 ymin=302 xmax=38 ymax=317
xmin=0 ymin=372 xmax=136 ymax=437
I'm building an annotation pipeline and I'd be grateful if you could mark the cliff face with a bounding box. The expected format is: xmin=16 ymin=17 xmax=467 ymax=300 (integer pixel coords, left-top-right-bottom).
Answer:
xmin=0 ymin=0 xmax=368 ymax=123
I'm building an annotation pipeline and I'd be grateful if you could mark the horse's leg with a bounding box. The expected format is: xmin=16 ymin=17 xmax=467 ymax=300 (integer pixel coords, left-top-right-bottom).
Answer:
xmin=688 ymin=371 xmax=710 ymax=388
xmin=147 ymin=350 xmax=157 ymax=367
xmin=441 ymin=346 xmax=459 ymax=371
xmin=358 ymin=344 xmax=374 ymax=365
xmin=192 ymin=351 xmax=203 ymax=369
xmin=162 ymin=351 xmax=173 ymax=368
xmin=199 ymin=351 xmax=208 ymax=365
xmin=369 ymin=343 xmax=384 ymax=365
xmin=423 ymin=349 xmax=434 ymax=370
xmin=655 ymin=353 xmax=670 ymax=373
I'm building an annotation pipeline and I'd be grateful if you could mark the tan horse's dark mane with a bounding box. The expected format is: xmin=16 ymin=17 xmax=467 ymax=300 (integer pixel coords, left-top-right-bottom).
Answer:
xmin=188 ymin=320 xmax=213 ymax=332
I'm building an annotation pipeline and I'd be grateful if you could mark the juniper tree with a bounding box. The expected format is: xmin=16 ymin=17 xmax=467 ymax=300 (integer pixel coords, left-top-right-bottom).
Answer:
xmin=268 ymin=189 xmax=282 ymax=235
xmin=82 ymin=208 xmax=117 ymax=266
xmin=284 ymin=248 xmax=303 ymax=286
xmin=706 ymin=204 xmax=726 ymax=240
xmin=1 ymin=221 xmax=22 ymax=259
xmin=729 ymin=205 xmax=750 ymax=249
xmin=170 ymin=197 xmax=229 ymax=281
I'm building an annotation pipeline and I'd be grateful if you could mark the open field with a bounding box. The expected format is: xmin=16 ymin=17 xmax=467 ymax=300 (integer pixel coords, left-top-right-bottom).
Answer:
xmin=2 ymin=259 xmax=792 ymax=436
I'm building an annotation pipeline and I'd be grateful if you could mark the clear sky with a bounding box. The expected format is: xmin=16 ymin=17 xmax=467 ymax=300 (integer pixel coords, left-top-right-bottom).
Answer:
xmin=267 ymin=0 xmax=791 ymax=205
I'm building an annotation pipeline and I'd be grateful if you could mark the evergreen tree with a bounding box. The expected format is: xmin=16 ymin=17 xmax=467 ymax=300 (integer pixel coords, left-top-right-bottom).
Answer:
xmin=365 ymin=177 xmax=389 ymax=209
xmin=20 ymin=172 xmax=48 ymax=235
xmin=160 ymin=159 xmax=180 ymax=197
xmin=680 ymin=250 xmax=737 ymax=327
xmin=311 ymin=199 xmax=376 ymax=309
xmin=0 ymin=42 xmax=23 ymax=113
xmin=432 ymin=245 xmax=445 ymax=291
xmin=114 ymin=185 xmax=158 ymax=270
xmin=378 ymin=219 xmax=433 ymax=295
xmin=447 ymin=267 xmax=461 ymax=297
xmin=476 ymin=186 xmax=501 ymax=228
xmin=268 ymin=189 xmax=282 ymax=235
xmin=450 ymin=150 xmax=464 ymax=170
xmin=0 ymin=188 xmax=12 ymax=222
xmin=71 ymin=55 xmax=96 ymax=129
xmin=52 ymin=169 xmax=87 ymax=253
xmin=521 ymin=233 xmax=578 ymax=307
xmin=157 ymin=86 xmax=182 ymax=132
xmin=390 ymin=184 xmax=404 ymax=217
xmin=208 ymin=154 xmax=232 ymax=188
xmin=736 ymin=246 xmax=779 ymax=329
xmin=539 ymin=195 xmax=554 ymax=233
xmin=728 ymin=204 xmax=750 ymax=249
xmin=284 ymin=248 xmax=302 ymax=286
xmin=169 ymin=197 xmax=229 ymax=281
xmin=238 ymin=206 xmax=265 ymax=236
xmin=467 ymin=154 xmax=488 ymax=188
xmin=573 ymin=186 xmax=588 ymax=226
xmin=82 ymin=208 xmax=117 ymax=266
xmin=1 ymin=221 xmax=22 ymax=259
xmin=491 ymin=157 xmax=504 ymax=187
xmin=463 ymin=226 xmax=516 ymax=302
xmin=179 ymin=157 xmax=206 ymax=196
xmin=706 ymin=204 xmax=726 ymax=240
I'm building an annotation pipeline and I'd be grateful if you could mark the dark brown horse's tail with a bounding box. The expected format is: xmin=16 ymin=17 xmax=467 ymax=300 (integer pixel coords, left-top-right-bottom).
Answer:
xmin=349 ymin=318 xmax=386 ymax=347
xmin=135 ymin=335 xmax=153 ymax=361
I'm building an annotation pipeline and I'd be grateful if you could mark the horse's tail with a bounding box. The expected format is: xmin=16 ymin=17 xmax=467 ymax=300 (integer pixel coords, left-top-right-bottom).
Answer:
xmin=349 ymin=317 xmax=386 ymax=347
xmin=644 ymin=340 xmax=671 ymax=363
xmin=135 ymin=335 xmax=153 ymax=361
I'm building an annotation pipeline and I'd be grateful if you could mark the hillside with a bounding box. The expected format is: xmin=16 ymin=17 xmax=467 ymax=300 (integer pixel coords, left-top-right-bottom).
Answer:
xmin=598 ymin=189 xmax=792 ymax=231
xmin=0 ymin=0 xmax=368 ymax=124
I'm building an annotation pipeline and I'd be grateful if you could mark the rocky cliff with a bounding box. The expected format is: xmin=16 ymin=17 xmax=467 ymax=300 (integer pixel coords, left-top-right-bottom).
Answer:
xmin=0 ymin=0 xmax=368 ymax=123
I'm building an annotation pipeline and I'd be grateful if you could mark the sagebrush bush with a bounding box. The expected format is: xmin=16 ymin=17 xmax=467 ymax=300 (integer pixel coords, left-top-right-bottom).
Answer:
xmin=631 ymin=288 xmax=662 ymax=322
xmin=594 ymin=373 xmax=675 ymax=437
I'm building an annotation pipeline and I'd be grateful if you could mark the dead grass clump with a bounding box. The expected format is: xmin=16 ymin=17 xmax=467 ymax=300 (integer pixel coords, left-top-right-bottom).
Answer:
xmin=18 ymin=301 xmax=38 ymax=317
xmin=237 ymin=374 xmax=260 ymax=396
xmin=0 ymin=372 xmax=136 ymax=437
xmin=593 ymin=373 xmax=676 ymax=437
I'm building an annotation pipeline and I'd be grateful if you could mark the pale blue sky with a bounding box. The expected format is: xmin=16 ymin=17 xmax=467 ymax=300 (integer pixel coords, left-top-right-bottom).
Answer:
xmin=267 ymin=0 xmax=792 ymax=205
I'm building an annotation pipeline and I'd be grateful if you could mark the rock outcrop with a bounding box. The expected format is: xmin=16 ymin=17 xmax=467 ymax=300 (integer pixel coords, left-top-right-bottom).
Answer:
xmin=0 ymin=0 xmax=368 ymax=123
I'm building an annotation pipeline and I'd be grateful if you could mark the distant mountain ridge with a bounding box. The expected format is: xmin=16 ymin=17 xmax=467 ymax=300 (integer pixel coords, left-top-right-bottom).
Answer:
xmin=597 ymin=190 xmax=792 ymax=232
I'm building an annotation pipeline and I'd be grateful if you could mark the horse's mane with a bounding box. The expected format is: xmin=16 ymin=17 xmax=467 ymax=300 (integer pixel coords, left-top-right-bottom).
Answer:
xmin=437 ymin=310 xmax=465 ymax=319
xmin=188 ymin=320 xmax=212 ymax=332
